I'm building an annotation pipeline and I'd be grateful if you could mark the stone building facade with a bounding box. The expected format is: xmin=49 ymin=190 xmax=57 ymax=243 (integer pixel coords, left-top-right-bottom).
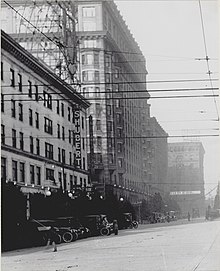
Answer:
xmin=1 ymin=31 xmax=90 ymax=207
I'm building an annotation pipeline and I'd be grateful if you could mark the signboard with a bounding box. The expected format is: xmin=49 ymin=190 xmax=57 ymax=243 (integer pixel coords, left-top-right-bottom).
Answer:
xmin=74 ymin=109 xmax=81 ymax=168
xmin=170 ymin=191 xmax=201 ymax=196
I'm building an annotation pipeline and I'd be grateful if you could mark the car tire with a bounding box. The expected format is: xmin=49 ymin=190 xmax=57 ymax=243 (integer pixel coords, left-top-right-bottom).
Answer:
xmin=62 ymin=231 xmax=73 ymax=243
xmin=100 ymin=227 xmax=110 ymax=236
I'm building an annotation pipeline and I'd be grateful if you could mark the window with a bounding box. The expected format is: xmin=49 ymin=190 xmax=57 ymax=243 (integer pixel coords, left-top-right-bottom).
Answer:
xmin=95 ymin=71 xmax=99 ymax=81
xmin=11 ymin=99 xmax=16 ymax=118
xmin=18 ymin=73 xmax=22 ymax=92
xmin=58 ymin=147 xmax=61 ymax=162
xmin=117 ymin=143 xmax=123 ymax=153
xmin=58 ymin=172 xmax=62 ymax=188
xmin=68 ymin=107 xmax=71 ymax=121
xmin=1 ymin=157 xmax=6 ymax=182
xmin=46 ymin=168 xmax=55 ymax=182
xmin=69 ymin=151 xmax=72 ymax=165
xmin=61 ymin=103 xmax=64 ymax=117
xmin=74 ymin=176 xmax=77 ymax=186
xmin=62 ymin=126 xmax=65 ymax=140
xmin=62 ymin=149 xmax=66 ymax=164
xmin=12 ymin=160 xmax=18 ymax=182
xmin=95 ymin=87 xmax=100 ymax=97
xmin=107 ymin=121 xmax=112 ymax=132
xmin=1 ymin=62 xmax=3 ymax=81
xmin=36 ymin=138 xmax=40 ymax=155
xmin=18 ymin=103 xmax=23 ymax=121
xmin=70 ymin=175 xmax=73 ymax=190
xmin=106 ymin=105 xmax=111 ymax=116
xmin=45 ymin=142 xmax=54 ymax=159
xmin=72 ymin=107 xmax=75 ymax=123
xmin=96 ymin=103 xmax=101 ymax=116
xmin=30 ymin=165 xmax=35 ymax=184
xmin=12 ymin=129 xmax=16 ymax=148
xmin=29 ymin=109 xmax=33 ymax=126
xmin=82 ymin=7 xmax=95 ymax=17
xmin=35 ymin=85 xmax=39 ymax=101
xmin=44 ymin=117 xmax=53 ymax=135
xmin=115 ymin=68 xmax=119 ymax=79
xmin=1 ymin=124 xmax=5 ymax=144
xmin=83 ymin=157 xmax=85 ymax=170
xmin=69 ymin=130 xmax=72 ymax=144
xmin=63 ymin=173 xmax=67 ymax=190
xmin=10 ymin=68 xmax=15 ymax=87
xmin=35 ymin=112 xmax=39 ymax=129
xmin=117 ymin=128 xmax=122 ymax=138
xmin=19 ymin=132 xmax=24 ymax=150
xmin=1 ymin=94 xmax=4 ymax=112
xmin=43 ymin=91 xmax=52 ymax=109
xmin=19 ymin=162 xmax=25 ymax=183
xmin=118 ymin=158 xmax=123 ymax=168
xmin=106 ymin=73 xmax=111 ymax=83
xmin=97 ymin=137 xmax=102 ymax=149
xmin=108 ymin=154 xmax=113 ymax=164
xmin=36 ymin=166 xmax=41 ymax=185
xmin=28 ymin=80 xmax=32 ymax=97
xmin=105 ymin=55 xmax=111 ymax=68
xmin=30 ymin=136 xmax=34 ymax=153
xmin=96 ymin=120 xmax=101 ymax=130
xmin=57 ymin=100 xmax=60 ymax=114
xmin=82 ymin=116 xmax=84 ymax=129
xmin=82 ymin=138 xmax=85 ymax=150
xmin=57 ymin=124 xmax=60 ymax=139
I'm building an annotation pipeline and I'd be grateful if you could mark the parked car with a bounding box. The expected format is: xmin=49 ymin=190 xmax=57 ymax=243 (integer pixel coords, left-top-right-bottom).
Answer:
xmin=54 ymin=217 xmax=90 ymax=240
xmin=80 ymin=214 xmax=114 ymax=236
xmin=118 ymin=213 xmax=138 ymax=229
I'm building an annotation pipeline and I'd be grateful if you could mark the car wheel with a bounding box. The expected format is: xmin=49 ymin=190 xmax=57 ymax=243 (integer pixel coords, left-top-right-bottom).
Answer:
xmin=62 ymin=231 xmax=73 ymax=243
xmin=100 ymin=227 xmax=110 ymax=236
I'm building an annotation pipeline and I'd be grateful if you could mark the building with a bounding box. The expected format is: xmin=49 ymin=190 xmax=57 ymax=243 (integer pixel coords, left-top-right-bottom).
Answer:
xmin=167 ymin=142 xmax=205 ymax=216
xmin=1 ymin=0 xmax=154 ymax=204
xmin=146 ymin=117 xmax=168 ymax=195
xmin=1 ymin=30 xmax=90 ymax=217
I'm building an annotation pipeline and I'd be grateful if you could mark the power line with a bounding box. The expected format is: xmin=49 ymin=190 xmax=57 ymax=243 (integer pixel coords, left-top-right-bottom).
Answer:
xmin=3 ymin=94 xmax=219 ymax=102
xmin=1 ymin=78 xmax=218 ymax=89
xmin=198 ymin=0 xmax=219 ymax=121
xmin=3 ymin=134 xmax=219 ymax=139
xmin=1 ymin=87 xmax=218 ymax=95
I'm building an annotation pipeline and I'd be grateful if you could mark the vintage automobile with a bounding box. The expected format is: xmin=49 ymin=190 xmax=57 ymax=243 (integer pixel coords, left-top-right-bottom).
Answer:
xmin=54 ymin=217 xmax=90 ymax=240
xmin=80 ymin=214 xmax=114 ymax=236
xmin=118 ymin=213 xmax=138 ymax=229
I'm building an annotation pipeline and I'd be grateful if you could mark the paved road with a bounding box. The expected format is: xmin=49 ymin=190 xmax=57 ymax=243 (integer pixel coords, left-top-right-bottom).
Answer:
xmin=2 ymin=219 xmax=220 ymax=271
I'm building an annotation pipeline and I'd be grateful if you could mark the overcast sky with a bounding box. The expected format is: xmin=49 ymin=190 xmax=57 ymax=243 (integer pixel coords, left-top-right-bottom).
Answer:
xmin=115 ymin=0 xmax=219 ymax=197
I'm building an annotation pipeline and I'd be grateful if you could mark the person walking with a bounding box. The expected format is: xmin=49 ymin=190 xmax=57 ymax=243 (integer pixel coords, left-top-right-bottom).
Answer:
xmin=46 ymin=226 xmax=59 ymax=252
xmin=187 ymin=212 xmax=191 ymax=222
xmin=113 ymin=220 xmax=119 ymax=235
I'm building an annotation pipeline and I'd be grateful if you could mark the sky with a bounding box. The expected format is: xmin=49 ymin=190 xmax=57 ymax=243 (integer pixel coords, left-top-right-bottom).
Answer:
xmin=115 ymin=0 xmax=219 ymax=197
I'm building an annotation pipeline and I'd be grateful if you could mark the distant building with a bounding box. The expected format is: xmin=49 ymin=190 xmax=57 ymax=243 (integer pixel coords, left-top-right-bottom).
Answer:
xmin=1 ymin=31 xmax=90 ymax=218
xmin=147 ymin=117 xmax=168 ymax=195
xmin=167 ymin=142 xmax=205 ymax=216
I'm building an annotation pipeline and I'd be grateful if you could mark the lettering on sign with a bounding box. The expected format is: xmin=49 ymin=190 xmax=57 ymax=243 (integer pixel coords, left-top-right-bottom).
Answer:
xmin=170 ymin=191 xmax=201 ymax=196
xmin=75 ymin=109 xmax=81 ymax=168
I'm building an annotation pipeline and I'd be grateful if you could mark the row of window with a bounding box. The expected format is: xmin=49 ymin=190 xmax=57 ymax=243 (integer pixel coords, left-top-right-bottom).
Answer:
xmin=1 ymin=157 xmax=87 ymax=189
xmin=1 ymin=62 xmax=79 ymax=121
xmin=1 ymin=126 xmax=86 ymax=169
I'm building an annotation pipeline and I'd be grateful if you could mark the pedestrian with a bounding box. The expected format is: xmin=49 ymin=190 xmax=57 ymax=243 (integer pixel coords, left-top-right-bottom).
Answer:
xmin=46 ymin=226 xmax=59 ymax=252
xmin=205 ymin=209 xmax=209 ymax=221
xmin=187 ymin=212 xmax=191 ymax=222
xmin=113 ymin=220 xmax=119 ymax=235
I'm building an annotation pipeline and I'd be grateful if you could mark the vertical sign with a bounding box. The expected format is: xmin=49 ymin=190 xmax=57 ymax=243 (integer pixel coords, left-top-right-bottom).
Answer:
xmin=75 ymin=109 xmax=81 ymax=168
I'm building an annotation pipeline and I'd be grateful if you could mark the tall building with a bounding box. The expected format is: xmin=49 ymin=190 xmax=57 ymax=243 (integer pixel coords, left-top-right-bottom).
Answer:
xmin=1 ymin=0 xmax=154 ymax=204
xmin=167 ymin=142 xmax=205 ymax=216
xmin=76 ymin=1 xmax=150 ymax=203
xmin=147 ymin=117 xmax=168 ymax=195
xmin=1 ymin=31 xmax=90 ymax=217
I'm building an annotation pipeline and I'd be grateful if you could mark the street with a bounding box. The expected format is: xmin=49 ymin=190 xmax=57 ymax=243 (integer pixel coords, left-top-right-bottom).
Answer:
xmin=2 ymin=219 xmax=220 ymax=271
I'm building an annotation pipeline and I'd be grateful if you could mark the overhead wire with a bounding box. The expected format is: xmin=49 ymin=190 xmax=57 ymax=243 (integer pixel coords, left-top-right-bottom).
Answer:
xmin=198 ymin=0 xmax=219 ymax=121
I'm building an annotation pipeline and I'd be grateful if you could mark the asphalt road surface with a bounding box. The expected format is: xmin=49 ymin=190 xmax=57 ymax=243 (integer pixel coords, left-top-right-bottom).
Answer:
xmin=2 ymin=218 xmax=220 ymax=271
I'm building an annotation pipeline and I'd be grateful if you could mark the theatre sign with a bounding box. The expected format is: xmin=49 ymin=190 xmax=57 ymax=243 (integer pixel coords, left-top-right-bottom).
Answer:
xmin=74 ymin=109 xmax=81 ymax=168
xmin=170 ymin=191 xmax=201 ymax=196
